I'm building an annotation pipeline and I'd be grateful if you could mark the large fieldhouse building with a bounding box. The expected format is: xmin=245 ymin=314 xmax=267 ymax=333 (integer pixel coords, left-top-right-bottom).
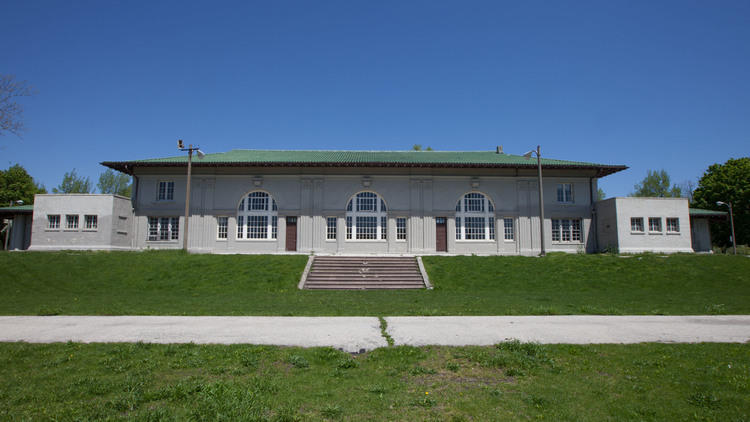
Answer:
xmin=14 ymin=149 xmax=721 ymax=254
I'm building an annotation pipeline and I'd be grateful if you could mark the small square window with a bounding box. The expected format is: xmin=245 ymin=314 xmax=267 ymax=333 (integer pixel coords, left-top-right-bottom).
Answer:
xmin=649 ymin=217 xmax=662 ymax=233
xmin=666 ymin=218 xmax=680 ymax=233
xmin=631 ymin=217 xmax=644 ymax=233
xmin=47 ymin=215 xmax=60 ymax=229
xmin=65 ymin=214 xmax=79 ymax=230
xmin=84 ymin=215 xmax=98 ymax=230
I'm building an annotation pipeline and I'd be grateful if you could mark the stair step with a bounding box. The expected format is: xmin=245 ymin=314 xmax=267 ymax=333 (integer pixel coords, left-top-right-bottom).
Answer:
xmin=302 ymin=256 xmax=426 ymax=290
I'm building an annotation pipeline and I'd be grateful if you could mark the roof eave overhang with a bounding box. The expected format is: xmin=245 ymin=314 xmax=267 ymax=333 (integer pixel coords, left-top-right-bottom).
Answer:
xmin=101 ymin=161 xmax=628 ymax=177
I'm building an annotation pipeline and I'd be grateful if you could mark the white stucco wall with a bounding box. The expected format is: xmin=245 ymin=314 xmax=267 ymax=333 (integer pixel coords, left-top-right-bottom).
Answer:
xmin=29 ymin=194 xmax=133 ymax=251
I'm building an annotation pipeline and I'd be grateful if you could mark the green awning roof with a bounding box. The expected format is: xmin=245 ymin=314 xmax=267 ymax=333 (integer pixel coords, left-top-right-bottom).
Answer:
xmin=102 ymin=149 xmax=627 ymax=177
xmin=689 ymin=208 xmax=728 ymax=218
xmin=0 ymin=205 xmax=34 ymax=215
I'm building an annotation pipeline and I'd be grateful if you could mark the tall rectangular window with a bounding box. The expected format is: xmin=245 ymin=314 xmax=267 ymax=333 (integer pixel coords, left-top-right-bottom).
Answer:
xmin=65 ymin=214 xmax=79 ymax=230
xmin=346 ymin=216 xmax=352 ymax=239
xmin=556 ymin=183 xmax=573 ymax=203
xmin=84 ymin=215 xmax=98 ymax=230
xmin=217 ymin=216 xmax=228 ymax=239
xmin=47 ymin=215 xmax=60 ymax=229
xmin=455 ymin=217 xmax=461 ymax=240
xmin=381 ymin=216 xmax=387 ymax=240
xmin=503 ymin=218 xmax=514 ymax=241
xmin=326 ymin=217 xmax=337 ymax=240
xmin=666 ymin=218 xmax=680 ymax=233
xmin=631 ymin=217 xmax=644 ymax=232
xmin=552 ymin=218 xmax=582 ymax=243
xmin=396 ymin=217 xmax=407 ymax=240
xmin=649 ymin=217 xmax=662 ymax=232
xmin=236 ymin=216 xmax=244 ymax=239
xmin=158 ymin=181 xmax=174 ymax=201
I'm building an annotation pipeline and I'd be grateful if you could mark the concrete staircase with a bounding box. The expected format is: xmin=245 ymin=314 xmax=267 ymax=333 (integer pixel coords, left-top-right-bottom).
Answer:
xmin=303 ymin=256 xmax=427 ymax=290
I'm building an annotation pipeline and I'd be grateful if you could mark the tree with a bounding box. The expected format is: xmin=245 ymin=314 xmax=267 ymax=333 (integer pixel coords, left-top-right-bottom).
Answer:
xmin=693 ymin=157 xmax=750 ymax=247
xmin=97 ymin=169 xmax=131 ymax=197
xmin=631 ymin=169 xmax=682 ymax=198
xmin=0 ymin=164 xmax=46 ymax=205
xmin=0 ymin=75 xmax=34 ymax=138
xmin=412 ymin=144 xmax=434 ymax=151
xmin=53 ymin=169 xmax=92 ymax=194
xmin=597 ymin=188 xmax=606 ymax=201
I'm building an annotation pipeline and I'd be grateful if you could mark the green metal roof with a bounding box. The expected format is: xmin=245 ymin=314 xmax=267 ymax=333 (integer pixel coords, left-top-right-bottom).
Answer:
xmin=102 ymin=149 xmax=627 ymax=177
xmin=689 ymin=208 xmax=728 ymax=217
xmin=0 ymin=204 xmax=34 ymax=215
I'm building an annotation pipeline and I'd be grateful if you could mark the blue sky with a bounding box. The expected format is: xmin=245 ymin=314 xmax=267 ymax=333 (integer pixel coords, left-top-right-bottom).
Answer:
xmin=2 ymin=0 xmax=749 ymax=197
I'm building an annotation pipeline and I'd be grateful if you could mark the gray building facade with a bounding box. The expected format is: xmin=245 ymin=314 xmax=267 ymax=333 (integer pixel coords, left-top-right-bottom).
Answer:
xmin=102 ymin=149 xmax=627 ymax=255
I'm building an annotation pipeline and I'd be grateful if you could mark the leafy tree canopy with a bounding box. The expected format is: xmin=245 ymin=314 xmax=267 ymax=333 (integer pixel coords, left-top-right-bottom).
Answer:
xmin=412 ymin=144 xmax=434 ymax=151
xmin=597 ymin=188 xmax=606 ymax=201
xmin=631 ymin=169 xmax=682 ymax=198
xmin=0 ymin=164 xmax=46 ymax=205
xmin=97 ymin=169 xmax=131 ymax=197
xmin=693 ymin=157 xmax=750 ymax=246
xmin=53 ymin=169 xmax=92 ymax=194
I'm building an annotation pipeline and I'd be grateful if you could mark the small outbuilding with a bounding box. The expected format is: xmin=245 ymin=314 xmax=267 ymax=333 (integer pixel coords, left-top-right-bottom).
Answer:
xmin=28 ymin=194 xmax=134 ymax=251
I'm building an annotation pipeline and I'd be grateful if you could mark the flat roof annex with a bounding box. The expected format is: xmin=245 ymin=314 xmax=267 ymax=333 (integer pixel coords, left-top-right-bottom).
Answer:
xmin=101 ymin=149 xmax=628 ymax=177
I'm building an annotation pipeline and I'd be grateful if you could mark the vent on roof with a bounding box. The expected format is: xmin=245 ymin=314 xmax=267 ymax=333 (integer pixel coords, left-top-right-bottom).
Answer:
xmin=496 ymin=146 xmax=504 ymax=154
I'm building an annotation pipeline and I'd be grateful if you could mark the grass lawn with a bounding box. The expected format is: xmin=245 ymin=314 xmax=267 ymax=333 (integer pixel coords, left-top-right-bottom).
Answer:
xmin=0 ymin=251 xmax=749 ymax=315
xmin=1 ymin=342 xmax=748 ymax=421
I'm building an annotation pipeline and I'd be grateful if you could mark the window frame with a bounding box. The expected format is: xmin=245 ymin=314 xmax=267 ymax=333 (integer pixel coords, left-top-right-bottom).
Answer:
xmin=630 ymin=217 xmax=644 ymax=234
xmin=326 ymin=217 xmax=337 ymax=241
xmin=47 ymin=214 xmax=61 ymax=230
xmin=236 ymin=191 xmax=278 ymax=241
xmin=666 ymin=217 xmax=680 ymax=234
xmin=503 ymin=217 xmax=515 ymax=241
xmin=65 ymin=214 xmax=79 ymax=230
xmin=83 ymin=215 xmax=98 ymax=231
xmin=157 ymin=180 xmax=175 ymax=201
xmin=345 ymin=191 xmax=388 ymax=241
xmin=648 ymin=217 xmax=662 ymax=234
xmin=455 ymin=192 xmax=495 ymax=241
xmin=146 ymin=216 xmax=180 ymax=242
xmin=216 ymin=216 xmax=228 ymax=240
xmin=396 ymin=217 xmax=407 ymax=241
xmin=556 ymin=183 xmax=574 ymax=204
xmin=551 ymin=218 xmax=583 ymax=243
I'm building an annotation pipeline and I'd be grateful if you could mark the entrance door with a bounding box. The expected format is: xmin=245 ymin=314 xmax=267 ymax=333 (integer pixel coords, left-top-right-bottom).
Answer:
xmin=286 ymin=216 xmax=297 ymax=251
xmin=435 ymin=217 xmax=447 ymax=252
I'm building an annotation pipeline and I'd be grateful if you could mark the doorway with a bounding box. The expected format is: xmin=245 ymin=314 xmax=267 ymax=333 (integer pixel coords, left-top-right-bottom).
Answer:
xmin=436 ymin=217 xmax=447 ymax=252
xmin=286 ymin=216 xmax=297 ymax=251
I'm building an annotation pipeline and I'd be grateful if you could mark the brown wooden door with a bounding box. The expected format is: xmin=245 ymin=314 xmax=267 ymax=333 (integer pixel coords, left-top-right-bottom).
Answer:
xmin=286 ymin=217 xmax=297 ymax=251
xmin=435 ymin=217 xmax=447 ymax=252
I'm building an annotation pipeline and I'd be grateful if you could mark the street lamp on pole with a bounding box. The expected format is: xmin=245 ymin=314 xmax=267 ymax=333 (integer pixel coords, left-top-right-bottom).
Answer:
xmin=178 ymin=140 xmax=205 ymax=252
xmin=524 ymin=145 xmax=545 ymax=256
xmin=716 ymin=201 xmax=737 ymax=255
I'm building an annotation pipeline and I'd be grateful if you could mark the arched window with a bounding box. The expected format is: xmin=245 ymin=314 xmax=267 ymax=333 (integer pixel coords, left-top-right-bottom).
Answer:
xmin=237 ymin=191 xmax=278 ymax=240
xmin=346 ymin=191 xmax=387 ymax=240
xmin=455 ymin=192 xmax=495 ymax=240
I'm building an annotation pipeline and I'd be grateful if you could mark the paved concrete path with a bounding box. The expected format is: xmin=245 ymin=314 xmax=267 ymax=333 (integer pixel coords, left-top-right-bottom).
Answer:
xmin=0 ymin=316 xmax=748 ymax=352
xmin=0 ymin=316 xmax=387 ymax=353
xmin=385 ymin=316 xmax=750 ymax=346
